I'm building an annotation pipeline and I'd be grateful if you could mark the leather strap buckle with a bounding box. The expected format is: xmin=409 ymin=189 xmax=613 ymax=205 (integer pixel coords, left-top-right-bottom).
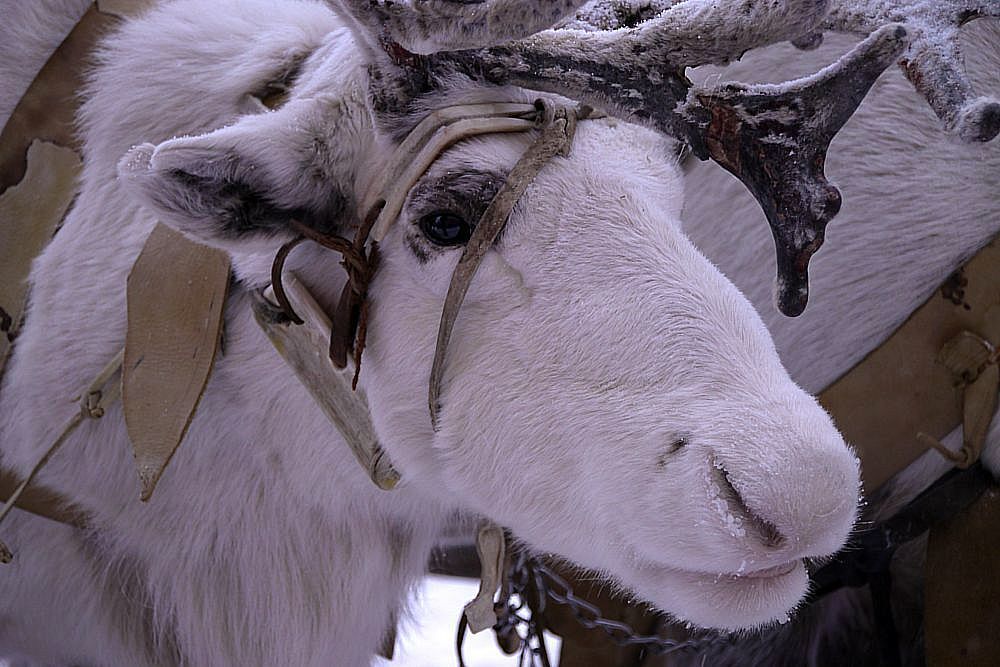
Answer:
xmin=919 ymin=307 xmax=1000 ymax=468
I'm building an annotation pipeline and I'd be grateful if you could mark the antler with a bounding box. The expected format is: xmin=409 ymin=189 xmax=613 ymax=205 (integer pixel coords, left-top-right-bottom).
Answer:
xmin=564 ymin=1 xmax=1000 ymax=141
xmin=334 ymin=1 xmax=592 ymax=53
xmin=824 ymin=1 xmax=1000 ymax=143
xmin=426 ymin=1 xmax=904 ymax=315
xmin=340 ymin=1 xmax=995 ymax=315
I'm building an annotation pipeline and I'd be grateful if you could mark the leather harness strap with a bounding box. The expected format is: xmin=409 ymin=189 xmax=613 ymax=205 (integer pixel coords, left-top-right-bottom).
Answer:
xmin=0 ymin=3 xmax=125 ymax=552
xmin=124 ymin=224 xmax=230 ymax=502
xmin=0 ymin=5 xmax=120 ymax=389
xmin=0 ymin=469 xmax=86 ymax=530
xmin=429 ymin=101 xmax=581 ymax=429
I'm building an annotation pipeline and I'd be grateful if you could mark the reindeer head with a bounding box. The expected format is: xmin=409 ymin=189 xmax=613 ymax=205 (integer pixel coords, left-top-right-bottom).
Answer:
xmin=115 ymin=0 xmax=997 ymax=632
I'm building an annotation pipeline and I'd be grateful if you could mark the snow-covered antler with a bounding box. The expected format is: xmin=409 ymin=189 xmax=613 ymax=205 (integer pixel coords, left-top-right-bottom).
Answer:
xmin=561 ymin=1 xmax=1000 ymax=143
xmin=824 ymin=0 xmax=1000 ymax=143
xmin=338 ymin=1 xmax=996 ymax=315
xmin=334 ymin=0 xmax=591 ymax=53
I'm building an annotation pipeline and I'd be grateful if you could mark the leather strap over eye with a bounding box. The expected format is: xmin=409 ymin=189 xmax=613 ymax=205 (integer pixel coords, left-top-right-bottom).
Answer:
xmin=268 ymin=99 xmax=588 ymax=426
xmin=428 ymin=100 xmax=584 ymax=430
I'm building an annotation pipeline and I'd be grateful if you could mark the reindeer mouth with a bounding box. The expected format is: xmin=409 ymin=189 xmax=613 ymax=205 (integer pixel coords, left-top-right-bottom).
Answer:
xmin=645 ymin=555 xmax=803 ymax=584
xmin=729 ymin=560 xmax=799 ymax=579
xmin=611 ymin=455 xmax=809 ymax=630
xmin=623 ymin=552 xmax=808 ymax=631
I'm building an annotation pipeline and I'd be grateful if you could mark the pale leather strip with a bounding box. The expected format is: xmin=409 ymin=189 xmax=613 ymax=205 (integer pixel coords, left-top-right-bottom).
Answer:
xmin=0 ymin=469 xmax=87 ymax=531
xmin=362 ymin=102 xmax=538 ymax=220
xmin=0 ymin=141 xmax=81 ymax=384
xmin=463 ymin=521 xmax=506 ymax=633
xmin=251 ymin=275 xmax=400 ymax=490
xmin=370 ymin=114 xmax=538 ymax=242
xmin=124 ymin=223 xmax=230 ymax=501
xmin=429 ymin=103 xmax=577 ymax=428
xmin=819 ymin=238 xmax=1000 ymax=492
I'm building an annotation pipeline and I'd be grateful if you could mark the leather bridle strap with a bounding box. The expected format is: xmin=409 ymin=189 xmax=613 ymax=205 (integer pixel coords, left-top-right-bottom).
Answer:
xmin=272 ymin=102 xmax=554 ymax=380
xmin=0 ymin=469 xmax=86 ymax=530
xmin=274 ymin=99 xmax=587 ymax=433
xmin=365 ymin=103 xmax=542 ymax=243
xmin=428 ymin=101 xmax=581 ymax=429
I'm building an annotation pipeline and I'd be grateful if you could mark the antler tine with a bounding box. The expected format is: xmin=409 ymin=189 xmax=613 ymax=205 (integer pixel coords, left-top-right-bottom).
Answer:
xmin=433 ymin=0 xmax=841 ymax=154
xmin=699 ymin=24 xmax=908 ymax=316
xmin=333 ymin=1 xmax=592 ymax=54
xmin=561 ymin=0 xmax=832 ymax=66
xmin=562 ymin=1 xmax=680 ymax=31
xmin=823 ymin=0 xmax=1000 ymax=143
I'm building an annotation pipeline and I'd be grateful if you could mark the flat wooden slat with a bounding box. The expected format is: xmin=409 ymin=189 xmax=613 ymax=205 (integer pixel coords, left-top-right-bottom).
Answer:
xmin=0 ymin=141 xmax=81 ymax=382
xmin=819 ymin=240 xmax=1000 ymax=492
xmin=124 ymin=223 xmax=230 ymax=501
xmin=925 ymin=487 xmax=1000 ymax=666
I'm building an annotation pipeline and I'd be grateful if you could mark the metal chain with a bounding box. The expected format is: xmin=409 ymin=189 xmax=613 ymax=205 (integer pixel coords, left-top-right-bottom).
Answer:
xmin=486 ymin=549 xmax=552 ymax=667
xmin=476 ymin=549 xmax=727 ymax=666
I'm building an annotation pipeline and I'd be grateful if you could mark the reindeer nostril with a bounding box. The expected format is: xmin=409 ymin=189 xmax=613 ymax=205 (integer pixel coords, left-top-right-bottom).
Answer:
xmin=755 ymin=517 xmax=786 ymax=549
xmin=715 ymin=462 xmax=787 ymax=549
xmin=655 ymin=437 xmax=688 ymax=468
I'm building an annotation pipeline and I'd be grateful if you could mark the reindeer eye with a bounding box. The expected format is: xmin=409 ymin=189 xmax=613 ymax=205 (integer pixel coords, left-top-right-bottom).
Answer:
xmin=419 ymin=211 xmax=470 ymax=246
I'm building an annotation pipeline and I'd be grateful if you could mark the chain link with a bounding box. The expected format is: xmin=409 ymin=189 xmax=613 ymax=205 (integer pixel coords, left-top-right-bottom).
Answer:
xmin=529 ymin=556 xmax=723 ymax=655
xmin=470 ymin=549 xmax=726 ymax=666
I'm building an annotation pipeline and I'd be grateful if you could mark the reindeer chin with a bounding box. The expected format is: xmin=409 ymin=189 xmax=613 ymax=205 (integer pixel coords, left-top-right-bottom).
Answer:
xmin=628 ymin=557 xmax=810 ymax=632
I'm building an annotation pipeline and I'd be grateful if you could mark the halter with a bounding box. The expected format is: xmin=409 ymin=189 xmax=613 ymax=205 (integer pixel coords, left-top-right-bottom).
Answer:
xmin=270 ymin=98 xmax=588 ymax=446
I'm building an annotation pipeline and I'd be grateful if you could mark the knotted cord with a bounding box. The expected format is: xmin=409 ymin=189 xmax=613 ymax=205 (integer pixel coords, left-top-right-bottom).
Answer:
xmin=270 ymin=211 xmax=381 ymax=390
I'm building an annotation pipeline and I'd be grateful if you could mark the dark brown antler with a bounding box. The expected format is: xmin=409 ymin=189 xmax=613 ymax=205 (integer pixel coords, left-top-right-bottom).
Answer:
xmin=429 ymin=3 xmax=905 ymax=315
xmin=697 ymin=25 xmax=908 ymax=316
xmin=824 ymin=0 xmax=1000 ymax=143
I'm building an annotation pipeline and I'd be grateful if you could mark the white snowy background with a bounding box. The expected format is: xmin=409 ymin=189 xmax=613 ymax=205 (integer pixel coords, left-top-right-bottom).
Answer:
xmin=377 ymin=575 xmax=561 ymax=667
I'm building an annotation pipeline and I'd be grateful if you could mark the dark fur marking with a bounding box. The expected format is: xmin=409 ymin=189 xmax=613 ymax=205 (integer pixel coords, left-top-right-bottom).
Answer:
xmin=368 ymin=59 xmax=437 ymax=130
xmin=612 ymin=2 xmax=659 ymax=29
xmin=165 ymin=170 xmax=350 ymax=239
xmin=404 ymin=167 xmax=504 ymax=262
xmin=251 ymin=53 xmax=308 ymax=111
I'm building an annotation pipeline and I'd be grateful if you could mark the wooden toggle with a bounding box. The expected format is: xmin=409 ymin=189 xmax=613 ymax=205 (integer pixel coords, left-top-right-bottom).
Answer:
xmin=463 ymin=521 xmax=506 ymax=634
xmin=251 ymin=274 xmax=400 ymax=490
xmin=919 ymin=305 xmax=1000 ymax=469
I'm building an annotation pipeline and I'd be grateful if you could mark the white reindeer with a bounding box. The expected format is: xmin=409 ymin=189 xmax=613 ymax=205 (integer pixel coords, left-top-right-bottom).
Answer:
xmin=0 ymin=1 xmax=992 ymax=665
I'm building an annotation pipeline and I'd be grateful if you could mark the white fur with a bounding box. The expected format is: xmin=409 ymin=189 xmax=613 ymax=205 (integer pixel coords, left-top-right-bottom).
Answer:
xmin=12 ymin=1 xmax=989 ymax=665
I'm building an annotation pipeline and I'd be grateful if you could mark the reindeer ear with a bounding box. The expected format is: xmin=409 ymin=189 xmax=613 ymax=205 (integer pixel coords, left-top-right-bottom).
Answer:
xmin=118 ymin=103 xmax=354 ymax=255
